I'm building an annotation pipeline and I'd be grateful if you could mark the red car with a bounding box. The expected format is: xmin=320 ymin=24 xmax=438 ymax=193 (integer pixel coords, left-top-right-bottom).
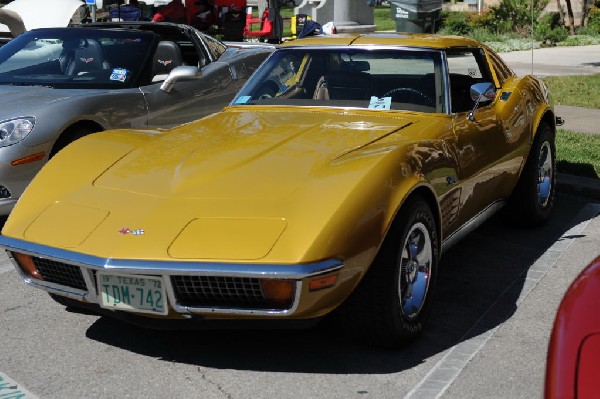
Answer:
xmin=545 ymin=255 xmax=600 ymax=398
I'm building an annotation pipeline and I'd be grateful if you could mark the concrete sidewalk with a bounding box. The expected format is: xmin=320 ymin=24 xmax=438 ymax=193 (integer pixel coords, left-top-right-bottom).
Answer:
xmin=554 ymin=105 xmax=600 ymax=135
xmin=499 ymin=44 xmax=600 ymax=77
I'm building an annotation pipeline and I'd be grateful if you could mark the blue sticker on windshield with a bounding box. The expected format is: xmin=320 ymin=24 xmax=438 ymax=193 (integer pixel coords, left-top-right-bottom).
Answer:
xmin=369 ymin=96 xmax=391 ymax=110
xmin=234 ymin=96 xmax=251 ymax=104
xmin=110 ymin=68 xmax=128 ymax=82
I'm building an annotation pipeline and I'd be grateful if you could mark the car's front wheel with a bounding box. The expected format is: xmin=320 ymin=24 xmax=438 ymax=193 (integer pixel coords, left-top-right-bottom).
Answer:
xmin=338 ymin=197 xmax=438 ymax=349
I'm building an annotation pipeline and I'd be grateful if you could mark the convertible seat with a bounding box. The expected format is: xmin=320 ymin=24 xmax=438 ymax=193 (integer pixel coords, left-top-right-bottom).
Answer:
xmin=64 ymin=39 xmax=111 ymax=76
xmin=449 ymin=73 xmax=478 ymax=113
xmin=152 ymin=41 xmax=184 ymax=82
xmin=314 ymin=61 xmax=372 ymax=101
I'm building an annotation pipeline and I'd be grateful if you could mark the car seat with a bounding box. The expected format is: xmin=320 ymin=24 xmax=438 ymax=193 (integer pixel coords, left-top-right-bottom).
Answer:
xmin=152 ymin=41 xmax=183 ymax=82
xmin=64 ymin=39 xmax=110 ymax=76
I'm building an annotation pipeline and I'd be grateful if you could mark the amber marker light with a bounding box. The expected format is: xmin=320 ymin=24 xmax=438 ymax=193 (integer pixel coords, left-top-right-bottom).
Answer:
xmin=309 ymin=274 xmax=337 ymax=291
xmin=11 ymin=152 xmax=46 ymax=166
xmin=11 ymin=252 xmax=42 ymax=280
xmin=260 ymin=279 xmax=295 ymax=309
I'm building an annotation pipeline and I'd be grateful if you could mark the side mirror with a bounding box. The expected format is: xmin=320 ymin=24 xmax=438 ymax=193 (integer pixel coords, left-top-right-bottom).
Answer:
xmin=160 ymin=66 xmax=201 ymax=93
xmin=468 ymin=82 xmax=496 ymax=121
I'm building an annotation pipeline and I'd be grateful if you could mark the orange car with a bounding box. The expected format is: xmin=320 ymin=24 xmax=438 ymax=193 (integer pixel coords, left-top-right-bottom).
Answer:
xmin=0 ymin=33 xmax=559 ymax=348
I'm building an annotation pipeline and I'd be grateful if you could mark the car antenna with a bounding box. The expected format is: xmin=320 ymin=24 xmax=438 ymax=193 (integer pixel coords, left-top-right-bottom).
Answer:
xmin=531 ymin=0 xmax=534 ymax=74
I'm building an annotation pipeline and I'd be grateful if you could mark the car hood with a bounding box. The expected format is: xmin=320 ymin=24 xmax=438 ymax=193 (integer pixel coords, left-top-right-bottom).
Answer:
xmin=93 ymin=107 xmax=418 ymax=200
xmin=0 ymin=86 xmax=98 ymax=119
xmin=6 ymin=106 xmax=442 ymax=262
xmin=0 ymin=0 xmax=84 ymax=33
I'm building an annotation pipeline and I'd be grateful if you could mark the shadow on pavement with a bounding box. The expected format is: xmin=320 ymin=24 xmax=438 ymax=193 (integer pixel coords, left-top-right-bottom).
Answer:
xmin=84 ymin=193 xmax=592 ymax=374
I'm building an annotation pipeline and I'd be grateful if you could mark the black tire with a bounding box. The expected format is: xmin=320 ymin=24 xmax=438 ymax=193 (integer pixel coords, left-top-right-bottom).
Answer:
xmin=49 ymin=126 xmax=96 ymax=158
xmin=508 ymin=123 xmax=556 ymax=226
xmin=338 ymin=197 xmax=439 ymax=349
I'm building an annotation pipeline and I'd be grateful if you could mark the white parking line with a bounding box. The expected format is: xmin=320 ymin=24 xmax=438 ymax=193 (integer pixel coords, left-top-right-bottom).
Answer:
xmin=406 ymin=203 xmax=600 ymax=399
xmin=0 ymin=372 xmax=39 ymax=398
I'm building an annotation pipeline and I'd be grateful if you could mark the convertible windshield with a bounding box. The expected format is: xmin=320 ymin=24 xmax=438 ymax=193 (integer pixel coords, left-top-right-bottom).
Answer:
xmin=232 ymin=47 xmax=446 ymax=113
xmin=0 ymin=28 xmax=156 ymax=89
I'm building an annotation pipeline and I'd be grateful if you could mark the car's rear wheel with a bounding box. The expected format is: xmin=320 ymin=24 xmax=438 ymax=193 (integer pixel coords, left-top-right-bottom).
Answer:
xmin=508 ymin=122 xmax=555 ymax=226
xmin=338 ymin=197 xmax=438 ymax=348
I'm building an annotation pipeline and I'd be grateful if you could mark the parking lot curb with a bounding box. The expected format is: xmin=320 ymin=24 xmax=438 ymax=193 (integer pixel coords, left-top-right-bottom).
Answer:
xmin=557 ymin=173 xmax=600 ymax=201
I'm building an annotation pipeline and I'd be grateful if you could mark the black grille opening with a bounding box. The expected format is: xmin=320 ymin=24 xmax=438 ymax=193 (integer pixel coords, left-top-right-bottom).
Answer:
xmin=172 ymin=275 xmax=277 ymax=309
xmin=32 ymin=257 xmax=87 ymax=291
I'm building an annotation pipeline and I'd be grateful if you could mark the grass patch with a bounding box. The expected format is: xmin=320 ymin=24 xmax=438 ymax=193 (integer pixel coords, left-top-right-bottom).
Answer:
xmin=542 ymin=74 xmax=600 ymax=109
xmin=374 ymin=7 xmax=396 ymax=31
xmin=556 ymin=129 xmax=600 ymax=177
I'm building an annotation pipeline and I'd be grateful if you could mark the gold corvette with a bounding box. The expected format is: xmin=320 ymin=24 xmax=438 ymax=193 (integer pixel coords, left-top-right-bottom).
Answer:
xmin=0 ymin=33 xmax=558 ymax=348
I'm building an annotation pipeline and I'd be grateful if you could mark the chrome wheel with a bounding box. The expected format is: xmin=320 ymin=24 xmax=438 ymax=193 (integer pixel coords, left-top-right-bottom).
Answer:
xmin=398 ymin=221 xmax=432 ymax=319
xmin=537 ymin=141 xmax=553 ymax=208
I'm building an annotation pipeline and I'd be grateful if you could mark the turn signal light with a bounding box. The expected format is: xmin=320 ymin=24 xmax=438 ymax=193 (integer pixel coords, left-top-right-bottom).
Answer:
xmin=11 ymin=152 xmax=45 ymax=166
xmin=11 ymin=252 xmax=42 ymax=280
xmin=309 ymin=274 xmax=337 ymax=291
xmin=260 ymin=279 xmax=295 ymax=309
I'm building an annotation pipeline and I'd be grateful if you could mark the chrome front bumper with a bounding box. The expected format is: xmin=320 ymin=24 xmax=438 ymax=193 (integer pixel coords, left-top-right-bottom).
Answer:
xmin=0 ymin=235 xmax=343 ymax=318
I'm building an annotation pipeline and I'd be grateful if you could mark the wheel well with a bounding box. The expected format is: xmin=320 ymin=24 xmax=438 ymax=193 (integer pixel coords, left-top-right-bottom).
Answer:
xmin=390 ymin=186 xmax=441 ymax=255
xmin=538 ymin=110 xmax=556 ymax=137
xmin=61 ymin=120 xmax=104 ymax=137
xmin=51 ymin=121 xmax=104 ymax=157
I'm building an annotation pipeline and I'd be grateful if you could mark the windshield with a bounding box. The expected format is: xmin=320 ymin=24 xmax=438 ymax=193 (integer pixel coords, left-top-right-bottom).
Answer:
xmin=232 ymin=47 xmax=446 ymax=113
xmin=0 ymin=28 xmax=156 ymax=89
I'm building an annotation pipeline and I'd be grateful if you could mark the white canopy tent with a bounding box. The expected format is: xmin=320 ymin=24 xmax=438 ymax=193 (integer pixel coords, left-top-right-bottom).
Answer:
xmin=0 ymin=0 xmax=85 ymax=33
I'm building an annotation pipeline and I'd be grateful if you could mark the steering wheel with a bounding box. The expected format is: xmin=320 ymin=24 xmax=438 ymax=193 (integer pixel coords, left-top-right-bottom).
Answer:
xmin=252 ymin=81 xmax=279 ymax=100
xmin=382 ymin=87 xmax=434 ymax=107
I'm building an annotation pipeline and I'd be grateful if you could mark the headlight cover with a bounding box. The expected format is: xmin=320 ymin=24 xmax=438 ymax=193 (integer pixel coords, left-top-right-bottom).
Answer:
xmin=0 ymin=117 xmax=35 ymax=147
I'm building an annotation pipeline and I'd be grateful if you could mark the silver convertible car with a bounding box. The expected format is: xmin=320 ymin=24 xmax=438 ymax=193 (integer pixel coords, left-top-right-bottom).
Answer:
xmin=0 ymin=22 xmax=273 ymax=215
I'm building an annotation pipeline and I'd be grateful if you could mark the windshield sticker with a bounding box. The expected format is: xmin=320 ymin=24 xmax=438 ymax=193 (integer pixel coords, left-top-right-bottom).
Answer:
xmin=369 ymin=96 xmax=391 ymax=110
xmin=234 ymin=96 xmax=251 ymax=104
xmin=110 ymin=68 xmax=129 ymax=82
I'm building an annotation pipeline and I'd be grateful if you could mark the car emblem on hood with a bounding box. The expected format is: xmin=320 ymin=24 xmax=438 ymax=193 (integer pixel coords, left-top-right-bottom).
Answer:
xmin=119 ymin=228 xmax=144 ymax=235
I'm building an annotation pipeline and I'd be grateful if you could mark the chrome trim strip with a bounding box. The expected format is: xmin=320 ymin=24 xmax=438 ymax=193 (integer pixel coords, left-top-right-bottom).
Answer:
xmin=0 ymin=236 xmax=343 ymax=278
xmin=441 ymin=200 xmax=506 ymax=253
xmin=172 ymin=281 xmax=303 ymax=316
xmin=0 ymin=236 xmax=343 ymax=317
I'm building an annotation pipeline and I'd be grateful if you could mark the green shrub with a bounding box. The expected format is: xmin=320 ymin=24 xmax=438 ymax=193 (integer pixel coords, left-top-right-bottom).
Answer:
xmin=489 ymin=0 xmax=549 ymax=34
xmin=469 ymin=27 xmax=503 ymax=42
xmin=576 ymin=25 xmax=600 ymax=36
xmin=535 ymin=14 xmax=569 ymax=44
xmin=438 ymin=11 xmax=472 ymax=35
xmin=587 ymin=5 xmax=600 ymax=32
xmin=559 ymin=34 xmax=600 ymax=45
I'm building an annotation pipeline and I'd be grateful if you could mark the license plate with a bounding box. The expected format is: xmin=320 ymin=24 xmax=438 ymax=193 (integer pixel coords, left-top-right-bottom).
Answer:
xmin=97 ymin=272 xmax=167 ymax=315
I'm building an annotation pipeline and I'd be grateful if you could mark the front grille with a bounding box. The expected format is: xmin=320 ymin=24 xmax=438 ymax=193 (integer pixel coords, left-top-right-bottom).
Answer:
xmin=32 ymin=257 xmax=87 ymax=291
xmin=172 ymin=275 xmax=273 ymax=309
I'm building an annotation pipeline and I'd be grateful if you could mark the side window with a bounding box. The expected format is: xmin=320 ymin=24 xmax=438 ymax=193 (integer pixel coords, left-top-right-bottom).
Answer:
xmin=446 ymin=48 xmax=494 ymax=113
xmin=199 ymin=33 xmax=226 ymax=61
